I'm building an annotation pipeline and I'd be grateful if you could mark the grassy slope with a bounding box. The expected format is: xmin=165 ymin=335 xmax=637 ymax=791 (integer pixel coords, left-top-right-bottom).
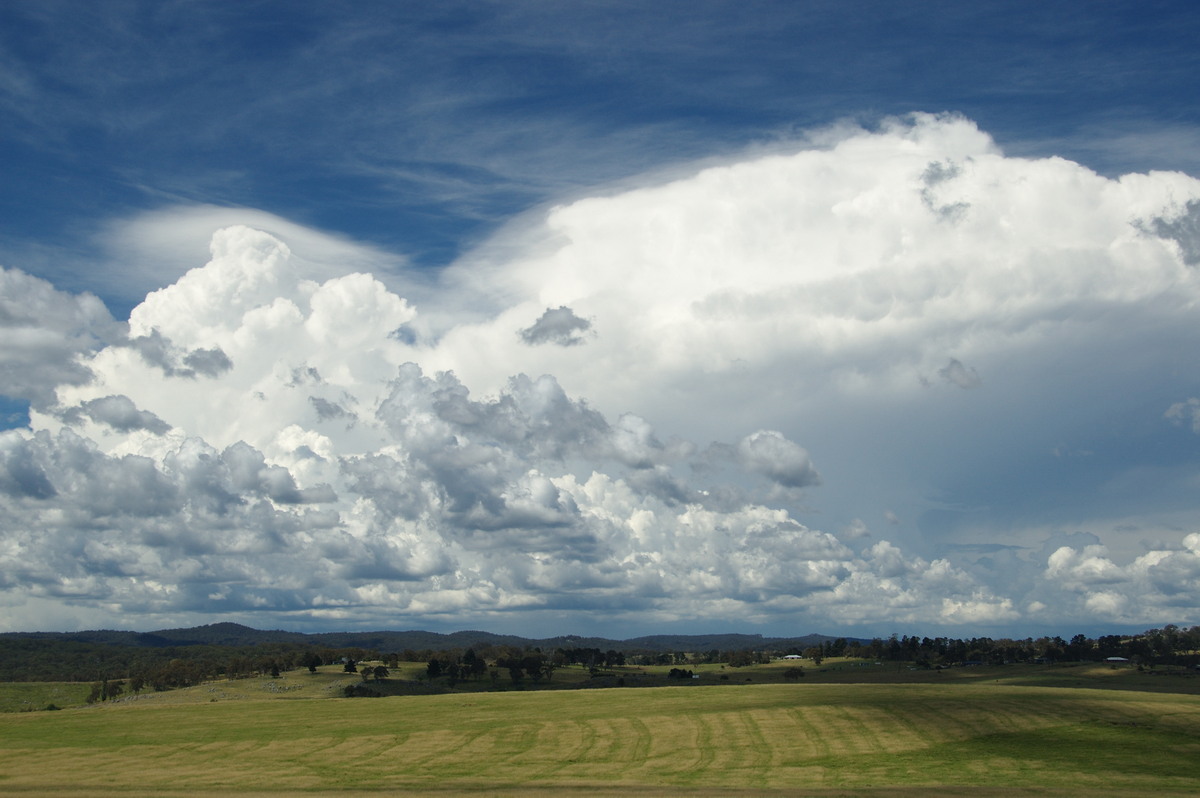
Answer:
xmin=6 ymin=658 xmax=1196 ymax=709
xmin=0 ymin=681 xmax=92 ymax=713
xmin=1 ymin=663 xmax=1198 ymax=797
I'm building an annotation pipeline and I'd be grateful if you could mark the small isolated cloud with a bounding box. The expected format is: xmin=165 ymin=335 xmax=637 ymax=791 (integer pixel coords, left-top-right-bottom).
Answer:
xmin=519 ymin=306 xmax=592 ymax=346
xmin=938 ymin=358 xmax=981 ymax=389
xmin=842 ymin=518 xmax=871 ymax=540
xmin=77 ymin=395 xmax=171 ymax=435
xmin=735 ymin=430 xmax=820 ymax=489
xmin=1165 ymin=397 xmax=1200 ymax=433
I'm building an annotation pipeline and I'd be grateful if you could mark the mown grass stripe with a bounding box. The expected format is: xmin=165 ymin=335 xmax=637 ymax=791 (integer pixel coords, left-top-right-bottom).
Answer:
xmin=1 ymin=683 xmax=1198 ymax=796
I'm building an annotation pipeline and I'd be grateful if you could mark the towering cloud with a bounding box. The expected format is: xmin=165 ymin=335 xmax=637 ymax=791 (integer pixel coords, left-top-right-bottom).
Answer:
xmin=3 ymin=114 xmax=1200 ymax=634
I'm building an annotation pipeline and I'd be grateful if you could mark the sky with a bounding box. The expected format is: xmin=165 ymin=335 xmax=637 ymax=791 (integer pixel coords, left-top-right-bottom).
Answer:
xmin=2 ymin=1 xmax=1200 ymax=640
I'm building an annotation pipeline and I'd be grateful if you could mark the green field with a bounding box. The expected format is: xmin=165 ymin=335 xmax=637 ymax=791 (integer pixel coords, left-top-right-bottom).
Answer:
xmin=1 ymin=662 xmax=1198 ymax=796
xmin=0 ymin=680 xmax=92 ymax=713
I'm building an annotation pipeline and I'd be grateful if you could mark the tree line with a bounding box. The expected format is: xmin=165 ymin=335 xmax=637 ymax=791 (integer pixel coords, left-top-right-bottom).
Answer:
xmin=8 ymin=624 xmax=1197 ymax=701
xmin=800 ymin=624 xmax=1200 ymax=668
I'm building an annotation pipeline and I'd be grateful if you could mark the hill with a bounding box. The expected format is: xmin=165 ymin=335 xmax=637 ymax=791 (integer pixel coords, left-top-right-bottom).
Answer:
xmin=2 ymin=623 xmax=858 ymax=654
xmin=0 ymin=623 xmax=863 ymax=682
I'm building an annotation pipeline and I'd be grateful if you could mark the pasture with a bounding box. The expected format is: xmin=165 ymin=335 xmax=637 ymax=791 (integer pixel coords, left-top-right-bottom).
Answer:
xmin=1 ymin=663 xmax=1199 ymax=796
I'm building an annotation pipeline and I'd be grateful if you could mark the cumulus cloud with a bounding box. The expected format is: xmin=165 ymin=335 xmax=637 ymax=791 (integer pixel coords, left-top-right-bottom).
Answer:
xmin=1165 ymin=398 xmax=1200 ymax=433
xmin=937 ymin=358 xmax=981 ymax=389
xmin=734 ymin=430 xmax=820 ymax=489
xmin=1033 ymin=537 xmax=1200 ymax=625
xmin=73 ymin=395 xmax=171 ymax=435
xmin=0 ymin=267 xmax=122 ymax=407
xmin=0 ymin=223 xmax=852 ymax=631
xmin=842 ymin=518 xmax=871 ymax=540
xmin=90 ymin=204 xmax=419 ymax=309
xmin=518 ymin=305 xmax=593 ymax=346
xmin=5 ymin=113 xmax=1200 ymax=633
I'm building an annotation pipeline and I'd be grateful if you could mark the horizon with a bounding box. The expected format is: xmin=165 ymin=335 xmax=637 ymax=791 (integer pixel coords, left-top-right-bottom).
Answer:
xmin=5 ymin=616 xmax=1180 ymax=645
xmin=2 ymin=2 xmax=1200 ymax=638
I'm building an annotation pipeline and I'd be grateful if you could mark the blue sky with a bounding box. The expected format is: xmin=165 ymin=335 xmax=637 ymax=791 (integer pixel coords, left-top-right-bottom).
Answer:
xmin=7 ymin=1 xmax=1200 ymax=310
xmin=2 ymin=1 xmax=1200 ymax=638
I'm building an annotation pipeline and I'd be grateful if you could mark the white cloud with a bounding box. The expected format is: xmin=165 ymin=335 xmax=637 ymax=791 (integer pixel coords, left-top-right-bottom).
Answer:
xmin=1032 ymin=537 xmax=1200 ymax=625
xmin=0 ymin=267 xmax=122 ymax=406
xmin=842 ymin=518 xmax=871 ymax=540
xmin=734 ymin=430 xmax=820 ymax=489
xmin=94 ymin=204 xmax=420 ymax=309
xmin=1165 ymin=398 xmax=1200 ymax=433
xmin=5 ymin=114 xmax=1200 ymax=633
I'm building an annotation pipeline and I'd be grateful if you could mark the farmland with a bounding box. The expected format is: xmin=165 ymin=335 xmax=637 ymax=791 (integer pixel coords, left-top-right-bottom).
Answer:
xmin=1 ymin=660 xmax=1198 ymax=796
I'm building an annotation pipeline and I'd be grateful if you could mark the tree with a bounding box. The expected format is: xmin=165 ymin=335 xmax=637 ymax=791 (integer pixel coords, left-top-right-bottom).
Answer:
xmin=727 ymin=650 xmax=756 ymax=667
xmin=462 ymin=648 xmax=481 ymax=677
xmin=1067 ymin=634 xmax=1092 ymax=661
xmin=520 ymin=654 xmax=546 ymax=683
xmin=86 ymin=678 xmax=125 ymax=704
xmin=343 ymin=684 xmax=381 ymax=698
xmin=343 ymin=659 xmax=357 ymax=674
xmin=373 ymin=665 xmax=389 ymax=682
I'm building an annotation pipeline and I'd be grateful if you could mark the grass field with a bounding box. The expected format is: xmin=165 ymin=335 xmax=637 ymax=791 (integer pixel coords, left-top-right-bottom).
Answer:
xmin=1 ymin=660 xmax=1199 ymax=797
xmin=0 ymin=680 xmax=92 ymax=713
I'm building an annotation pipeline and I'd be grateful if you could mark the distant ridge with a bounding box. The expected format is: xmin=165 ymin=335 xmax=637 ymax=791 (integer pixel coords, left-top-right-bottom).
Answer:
xmin=3 ymin=623 xmax=864 ymax=653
